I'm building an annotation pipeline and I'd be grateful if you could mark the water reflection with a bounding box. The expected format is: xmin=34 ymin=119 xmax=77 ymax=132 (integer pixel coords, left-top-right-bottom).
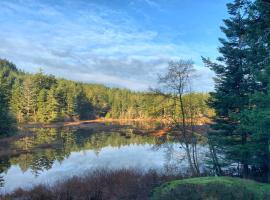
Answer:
xmin=0 ymin=123 xmax=209 ymax=193
xmin=153 ymin=128 xmax=209 ymax=177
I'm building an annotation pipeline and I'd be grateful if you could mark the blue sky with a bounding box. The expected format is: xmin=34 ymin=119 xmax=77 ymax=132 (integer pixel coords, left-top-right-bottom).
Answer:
xmin=0 ymin=0 xmax=230 ymax=91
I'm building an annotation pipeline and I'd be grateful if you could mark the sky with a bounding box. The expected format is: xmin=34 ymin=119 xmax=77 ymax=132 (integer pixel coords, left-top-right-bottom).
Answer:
xmin=0 ymin=0 xmax=230 ymax=91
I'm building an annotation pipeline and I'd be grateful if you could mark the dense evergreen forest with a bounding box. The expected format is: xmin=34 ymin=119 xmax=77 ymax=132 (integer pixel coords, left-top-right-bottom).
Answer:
xmin=0 ymin=59 xmax=211 ymax=136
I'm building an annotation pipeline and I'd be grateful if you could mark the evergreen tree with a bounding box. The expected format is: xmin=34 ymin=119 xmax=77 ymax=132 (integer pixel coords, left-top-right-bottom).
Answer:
xmin=203 ymin=0 xmax=253 ymax=177
xmin=0 ymin=59 xmax=19 ymax=91
xmin=32 ymin=70 xmax=56 ymax=91
xmin=46 ymin=87 xmax=60 ymax=122
xmin=0 ymin=59 xmax=17 ymax=135
xmin=10 ymin=80 xmax=24 ymax=123
xmin=20 ymin=77 xmax=38 ymax=122
xmin=0 ymin=80 xmax=15 ymax=136
xmin=74 ymin=85 xmax=93 ymax=120
xmin=240 ymin=0 xmax=270 ymax=182
xmin=36 ymin=89 xmax=48 ymax=122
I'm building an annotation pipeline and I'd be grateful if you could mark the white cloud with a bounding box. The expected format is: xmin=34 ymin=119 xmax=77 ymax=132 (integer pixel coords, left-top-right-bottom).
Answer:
xmin=0 ymin=0 xmax=216 ymax=91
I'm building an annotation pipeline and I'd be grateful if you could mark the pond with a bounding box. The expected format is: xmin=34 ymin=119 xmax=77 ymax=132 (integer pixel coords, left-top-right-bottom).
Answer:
xmin=0 ymin=122 xmax=210 ymax=193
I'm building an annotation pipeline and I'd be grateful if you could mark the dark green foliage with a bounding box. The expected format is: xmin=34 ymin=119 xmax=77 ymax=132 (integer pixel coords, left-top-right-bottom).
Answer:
xmin=0 ymin=82 xmax=15 ymax=136
xmin=204 ymin=0 xmax=270 ymax=182
xmin=239 ymin=0 xmax=270 ymax=182
xmin=74 ymin=85 xmax=93 ymax=120
xmin=0 ymin=59 xmax=19 ymax=90
xmin=0 ymin=59 xmax=17 ymax=136
xmin=203 ymin=0 xmax=254 ymax=177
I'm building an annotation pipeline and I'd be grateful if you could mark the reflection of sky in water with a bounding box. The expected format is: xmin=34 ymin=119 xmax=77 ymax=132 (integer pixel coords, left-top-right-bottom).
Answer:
xmin=0 ymin=142 xmax=209 ymax=194
xmin=1 ymin=144 xmax=167 ymax=193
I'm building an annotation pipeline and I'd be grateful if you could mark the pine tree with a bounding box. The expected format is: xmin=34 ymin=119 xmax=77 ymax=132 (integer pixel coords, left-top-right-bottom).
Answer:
xmin=36 ymin=89 xmax=48 ymax=122
xmin=203 ymin=0 xmax=254 ymax=177
xmin=46 ymin=87 xmax=60 ymax=122
xmin=20 ymin=77 xmax=38 ymax=122
xmin=10 ymin=80 xmax=24 ymax=123
xmin=0 ymin=71 xmax=15 ymax=136
xmin=74 ymin=85 xmax=93 ymax=120
xmin=0 ymin=59 xmax=19 ymax=91
xmin=65 ymin=82 xmax=77 ymax=120
xmin=240 ymin=0 xmax=270 ymax=182
xmin=0 ymin=59 xmax=18 ymax=135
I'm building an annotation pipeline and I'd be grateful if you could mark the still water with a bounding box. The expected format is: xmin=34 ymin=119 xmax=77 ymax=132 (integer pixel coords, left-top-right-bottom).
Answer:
xmin=0 ymin=122 xmax=209 ymax=193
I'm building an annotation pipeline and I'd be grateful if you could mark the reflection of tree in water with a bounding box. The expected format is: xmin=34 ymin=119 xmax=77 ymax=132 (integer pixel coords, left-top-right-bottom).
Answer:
xmin=155 ymin=133 xmax=208 ymax=176
xmin=6 ymin=126 xmax=157 ymax=176
xmin=13 ymin=128 xmax=59 ymax=151
xmin=0 ymin=156 xmax=11 ymax=188
xmin=160 ymin=143 xmax=182 ymax=174
xmin=31 ymin=151 xmax=60 ymax=177
xmin=0 ymin=176 xmax=3 ymax=187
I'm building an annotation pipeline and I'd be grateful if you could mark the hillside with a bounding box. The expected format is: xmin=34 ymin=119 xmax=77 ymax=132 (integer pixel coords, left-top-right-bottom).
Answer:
xmin=0 ymin=59 xmax=212 ymax=127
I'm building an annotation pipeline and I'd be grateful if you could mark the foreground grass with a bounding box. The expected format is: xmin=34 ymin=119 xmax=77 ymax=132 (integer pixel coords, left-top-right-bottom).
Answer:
xmin=152 ymin=176 xmax=270 ymax=200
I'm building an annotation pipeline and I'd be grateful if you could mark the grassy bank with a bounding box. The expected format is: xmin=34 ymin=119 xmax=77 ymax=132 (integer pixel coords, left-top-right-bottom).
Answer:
xmin=152 ymin=176 xmax=270 ymax=200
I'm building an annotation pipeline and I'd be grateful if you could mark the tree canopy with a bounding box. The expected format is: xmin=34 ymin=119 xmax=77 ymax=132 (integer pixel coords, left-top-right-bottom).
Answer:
xmin=204 ymin=0 xmax=270 ymax=182
xmin=0 ymin=58 xmax=212 ymax=136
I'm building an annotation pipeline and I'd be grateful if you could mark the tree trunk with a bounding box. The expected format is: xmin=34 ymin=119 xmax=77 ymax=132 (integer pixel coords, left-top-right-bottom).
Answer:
xmin=267 ymin=138 xmax=270 ymax=183
xmin=242 ymin=132 xmax=249 ymax=178
xmin=179 ymin=94 xmax=187 ymax=139
xmin=209 ymin=141 xmax=222 ymax=176
xmin=185 ymin=143 xmax=196 ymax=175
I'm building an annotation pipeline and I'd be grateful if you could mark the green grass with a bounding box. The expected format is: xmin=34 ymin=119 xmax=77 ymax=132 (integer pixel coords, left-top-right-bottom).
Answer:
xmin=152 ymin=176 xmax=270 ymax=200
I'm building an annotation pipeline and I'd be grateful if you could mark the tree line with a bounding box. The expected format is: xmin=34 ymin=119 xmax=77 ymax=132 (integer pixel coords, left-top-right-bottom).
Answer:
xmin=204 ymin=0 xmax=270 ymax=182
xmin=0 ymin=59 xmax=211 ymax=136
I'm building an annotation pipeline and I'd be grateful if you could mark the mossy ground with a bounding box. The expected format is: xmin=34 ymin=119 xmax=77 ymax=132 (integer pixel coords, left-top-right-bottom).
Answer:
xmin=152 ymin=176 xmax=270 ymax=200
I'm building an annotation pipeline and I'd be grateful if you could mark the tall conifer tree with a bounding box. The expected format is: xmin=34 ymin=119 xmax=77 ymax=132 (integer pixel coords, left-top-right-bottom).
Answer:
xmin=241 ymin=0 xmax=270 ymax=182
xmin=203 ymin=0 xmax=253 ymax=177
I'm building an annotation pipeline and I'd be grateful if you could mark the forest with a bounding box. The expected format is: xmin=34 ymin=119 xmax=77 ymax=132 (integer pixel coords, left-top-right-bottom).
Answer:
xmin=0 ymin=58 xmax=211 ymax=136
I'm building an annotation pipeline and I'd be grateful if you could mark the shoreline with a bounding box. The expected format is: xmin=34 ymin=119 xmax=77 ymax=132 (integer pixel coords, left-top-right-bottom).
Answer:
xmin=19 ymin=117 xmax=211 ymax=129
xmin=19 ymin=118 xmax=161 ymax=128
xmin=0 ymin=119 xmax=209 ymax=158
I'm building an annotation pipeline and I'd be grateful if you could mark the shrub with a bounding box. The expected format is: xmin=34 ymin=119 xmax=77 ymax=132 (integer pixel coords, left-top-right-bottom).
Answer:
xmin=1 ymin=169 xmax=181 ymax=200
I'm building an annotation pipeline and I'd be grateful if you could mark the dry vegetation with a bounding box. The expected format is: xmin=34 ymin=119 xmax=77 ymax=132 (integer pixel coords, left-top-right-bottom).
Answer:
xmin=1 ymin=169 xmax=182 ymax=200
